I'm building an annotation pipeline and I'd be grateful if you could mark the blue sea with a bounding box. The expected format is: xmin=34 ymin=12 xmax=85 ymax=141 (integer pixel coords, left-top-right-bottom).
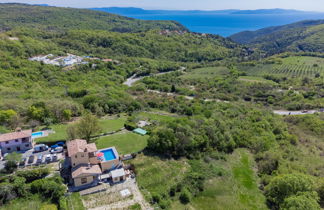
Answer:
xmin=96 ymin=9 xmax=324 ymax=36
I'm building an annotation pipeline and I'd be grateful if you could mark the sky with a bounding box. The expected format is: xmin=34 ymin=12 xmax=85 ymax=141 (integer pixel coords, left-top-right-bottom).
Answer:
xmin=1 ymin=0 xmax=324 ymax=12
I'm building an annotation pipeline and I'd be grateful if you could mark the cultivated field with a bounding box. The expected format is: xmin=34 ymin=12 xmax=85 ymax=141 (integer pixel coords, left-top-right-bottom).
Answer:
xmin=241 ymin=56 xmax=324 ymax=78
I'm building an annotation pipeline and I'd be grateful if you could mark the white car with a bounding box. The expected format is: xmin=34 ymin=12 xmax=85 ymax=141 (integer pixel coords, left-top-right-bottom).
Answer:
xmin=51 ymin=146 xmax=63 ymax=154
xmin=45 ymin=154 xmax=51 ymax=162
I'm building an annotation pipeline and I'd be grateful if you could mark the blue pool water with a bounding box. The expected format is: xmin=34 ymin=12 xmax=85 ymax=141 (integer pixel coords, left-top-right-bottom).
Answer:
xmin=102 ymin=149 xmax=117 ymax=161
xmin=32 ymin=132 xmax=44 ymax=138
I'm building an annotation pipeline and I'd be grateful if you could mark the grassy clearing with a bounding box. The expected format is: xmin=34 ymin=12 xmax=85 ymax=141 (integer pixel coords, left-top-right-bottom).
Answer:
xmin=170 ymin=149 xmax=267 ymax=210
xmin=67 ymin=193 xmax=85 ymax=210
xmin=239 ymin=76 xmax=277 ymax=85
xmin=278 ymin=113 xmax=324 ymax=176
xmin=36 ymin=116 xmax=127 ymax=143
xmin=0 ymin=196 xmax=55 ymax=210
xmin=129 ymin=154 xmax=189 ymax=200
xmin=95 ymin=132 xmax=149 ymax=154
xmin=181 ymin=67 xmax=229 ymax=80
xmin=134 ymin=111 xmax=178 ymax=123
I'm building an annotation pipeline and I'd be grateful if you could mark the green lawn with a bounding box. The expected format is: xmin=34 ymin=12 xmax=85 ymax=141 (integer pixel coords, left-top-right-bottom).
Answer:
xmin=95 ymin=132 xmax=149 ymax=154
xmin=36 ymin=116 xmax=127 ymax=143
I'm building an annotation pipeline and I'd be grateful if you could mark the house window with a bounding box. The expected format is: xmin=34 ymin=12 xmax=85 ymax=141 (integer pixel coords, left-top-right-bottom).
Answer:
xmin=75 ymin=155 xmax=77 ymax=158
xmin=25 ymin=144 xmax=29 ymax=147
xmin=7 ymin=148 xmax=11 ymax=151
xmin=15 ymin=139 xmax=19 ymax=142
xmin=5 ymin=141 xmax=9 ymax=144
xmin=81 ymin=177 xmax=87 ymax=184
xmin=81 ymin=154 xmax=84 ymax=157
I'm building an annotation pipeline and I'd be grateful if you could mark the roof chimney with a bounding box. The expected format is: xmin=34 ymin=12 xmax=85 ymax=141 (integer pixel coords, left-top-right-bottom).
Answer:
xmin=15 ymin=127 xmax=22 ymax=132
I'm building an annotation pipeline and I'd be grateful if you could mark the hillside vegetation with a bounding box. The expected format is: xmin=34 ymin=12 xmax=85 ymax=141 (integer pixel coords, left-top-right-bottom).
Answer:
xmin=0 ymin=3 xmax=186 ymax=33
xmin=230 ymin=20 xmax=324 ymax=55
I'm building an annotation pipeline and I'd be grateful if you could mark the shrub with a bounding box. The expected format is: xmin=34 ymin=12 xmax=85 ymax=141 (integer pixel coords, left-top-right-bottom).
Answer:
xmin=31 ymin=179 xmax=66 ymax=203
xmin=59 ymin=196 xmax=68 ymax=210
xmin=281 ymin=192 xmax=320 ymax=210
xmin=265 ymin=173 xmax=315 ymax=207
xmin=179 ymin=188 xmax=191 ymax=204
xmin=5 ymin=160 xmax=18 ymax=173
xmin=0 ymin=183 xmax=17 ymax=205
xmin=16 ymin=168 xmax=50 ymax=183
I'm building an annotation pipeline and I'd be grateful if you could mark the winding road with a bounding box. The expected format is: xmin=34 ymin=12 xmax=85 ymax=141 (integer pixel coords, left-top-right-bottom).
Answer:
xmin=123 ymin=67 xmax=186 ymax=87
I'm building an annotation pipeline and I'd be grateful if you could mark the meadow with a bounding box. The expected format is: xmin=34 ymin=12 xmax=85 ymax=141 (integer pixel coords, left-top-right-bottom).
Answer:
xmin=130 ymin=149 xmax=267 ymax=210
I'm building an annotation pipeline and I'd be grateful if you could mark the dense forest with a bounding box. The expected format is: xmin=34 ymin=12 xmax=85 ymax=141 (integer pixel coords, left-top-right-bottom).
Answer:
xmin=0 ymin=3 xmax=323 ymax=210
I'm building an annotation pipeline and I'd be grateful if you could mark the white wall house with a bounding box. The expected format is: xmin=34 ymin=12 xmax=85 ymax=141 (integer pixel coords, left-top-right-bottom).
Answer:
xmin=0 ymin=129 xmax=33 ymax=155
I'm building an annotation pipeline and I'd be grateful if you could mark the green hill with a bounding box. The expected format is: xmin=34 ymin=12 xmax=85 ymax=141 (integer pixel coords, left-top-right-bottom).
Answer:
xmin=0 ymin=3 xmax=187 ymax=33
xmin=230 ymin=20 xmax=324 ymax=55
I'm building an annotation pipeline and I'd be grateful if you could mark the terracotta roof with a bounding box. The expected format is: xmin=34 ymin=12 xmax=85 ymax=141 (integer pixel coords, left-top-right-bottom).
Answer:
xmin=66 ymin=139 xmax=97 ymax=157
xmin=72 ymin=164 xmax=102 ymax=178
xmin=0 ymin=130 xmax=32 ymax=142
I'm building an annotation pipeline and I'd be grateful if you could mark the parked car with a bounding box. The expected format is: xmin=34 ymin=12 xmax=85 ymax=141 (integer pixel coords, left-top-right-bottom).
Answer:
xmin=34 ymin=144 xmax=48 ymax=153
xmin=56 ymin=142 xmax=65 ymax=147
xmin=52 ymin=154 xmax=58 ymax=162
xmin=50 ymin=142 xmax=65 ymax=149
xmin=36 ymin=155 xmax=43 ymax=164
xmin=45 ymin=154 xmax=51 ymax=163
xmin=27 ymin=155 xmax=35 ymax=164
xmin=50 ymin=146 xmax=63 ymax=154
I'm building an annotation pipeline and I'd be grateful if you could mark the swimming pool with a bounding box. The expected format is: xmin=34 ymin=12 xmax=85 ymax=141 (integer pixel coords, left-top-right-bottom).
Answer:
xmin=32 ymin=132 xmax=44 ymax=139
xmin=101 ymin=148 xmax=117 ymax=161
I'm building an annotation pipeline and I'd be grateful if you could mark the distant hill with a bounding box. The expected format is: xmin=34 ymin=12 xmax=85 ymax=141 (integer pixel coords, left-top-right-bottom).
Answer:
xmin=230 ymin=19 xmax=324 ymax=54
xmin=0 ymin=3 xmax=187 ymax=33
xmin=92 ymin=7 xmax=310 ymax=15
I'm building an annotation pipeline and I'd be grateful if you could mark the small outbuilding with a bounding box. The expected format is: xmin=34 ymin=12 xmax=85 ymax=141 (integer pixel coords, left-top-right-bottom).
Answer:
xmin=133 ymin=128 xmax=147 ymax=135
xmin=110 ymin=168 xmax=126 ymax=183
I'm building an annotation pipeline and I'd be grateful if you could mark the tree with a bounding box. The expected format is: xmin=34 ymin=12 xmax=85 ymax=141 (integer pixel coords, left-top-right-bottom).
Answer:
xmin=281 ymin=192 xmax=320 ymax=210
xmin=62 ymin=109 xmax=72 ymax=121
xmin=265 ymin=173 xmax=315 ymax=207
xmin=0 ymin=110 xmax=17 ymax=127
xmin=5 ymin=152 xmax=22 ymax=163
xmin=69 ymin=113 xmax=101 ymax=142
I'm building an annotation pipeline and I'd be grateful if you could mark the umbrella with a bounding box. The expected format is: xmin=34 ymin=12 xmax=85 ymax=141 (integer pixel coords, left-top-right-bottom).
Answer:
xmin=97 ymin=152 xmax=104 ymax=157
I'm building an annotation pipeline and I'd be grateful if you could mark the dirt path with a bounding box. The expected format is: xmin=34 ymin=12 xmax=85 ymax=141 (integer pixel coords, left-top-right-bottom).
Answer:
xmin=123 ymin=67 xmax=185 ymax=87
xmin=273 ymin=110 xmax=320 ymax=115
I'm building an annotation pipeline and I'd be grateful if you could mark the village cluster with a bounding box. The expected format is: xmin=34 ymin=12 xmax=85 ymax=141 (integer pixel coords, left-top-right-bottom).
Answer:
xmin=29 ymin=53 xmax=116 ymax=68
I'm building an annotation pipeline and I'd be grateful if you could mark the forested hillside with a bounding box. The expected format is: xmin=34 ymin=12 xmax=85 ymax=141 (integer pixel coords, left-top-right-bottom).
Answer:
xmin=230 ymin=20 xmax=324 ymax=55
xmin=0 ymin=3 xmax=186 ymax=33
